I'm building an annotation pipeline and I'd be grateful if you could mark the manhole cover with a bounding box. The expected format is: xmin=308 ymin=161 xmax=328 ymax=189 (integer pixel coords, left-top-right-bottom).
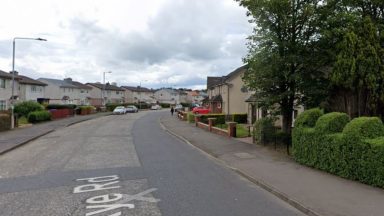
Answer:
xmin=234 ymin=152 xmax=254 ymax=159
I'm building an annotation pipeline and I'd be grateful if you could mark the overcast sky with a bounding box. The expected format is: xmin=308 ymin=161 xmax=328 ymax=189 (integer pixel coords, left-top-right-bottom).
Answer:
xmin=0 ymin=0 xmax=252 ymax=90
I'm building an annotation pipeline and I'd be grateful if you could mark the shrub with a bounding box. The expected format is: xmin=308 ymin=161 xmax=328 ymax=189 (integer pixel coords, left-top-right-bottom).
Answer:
xmin=232 ymin=113 xmax=248 ymax=124
xmin=27 ymin=110 xmax=51 ymax=123
xmin=293 ymin=111 xmax=384 ymax=188
xmin=253 ymin=117 xmax=275 ymax=144
xmin=187 ymin=112 xmax=195 ymax=123
xmin=315 ymin=112 xmax=350 ymax=134
xmin=0 ymin=113 xmax=11 ymax=131
xmin=14 ymin=101 xmax=44 ymax=117
xmin=160 ymin=103 xmax=170 ymax=108
xmin=46 ymin=104 xmax=76 ymax=110
xmin=199 ymin=114 xmax=226 ymax=125
xmin=294 ymin=108 xmax=323 ymax=128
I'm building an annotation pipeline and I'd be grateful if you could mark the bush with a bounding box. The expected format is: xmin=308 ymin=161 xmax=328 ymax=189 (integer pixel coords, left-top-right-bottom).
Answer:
xmin=294 ymin=108 xmax=323 ymax=128
xmin=293 ymin=110 xmax=384 ymax=188
xmin=187 ymin=112 xmax=195 ymax=123
xmin=232 ymin=113 xmax=248 ymax=124
xmin=0 ymin=113 xmax=11 ymax=131
xmin=199 ymin=114 xmax=226 ymax=125
xmin=14 ymin=101 xmax=44 ymax=117
xmin=46 ymin=104 xmax=77 ymax=110
xmin=315 ymin=112 xmax=350 ymax=134
xmin=27 ymin=110 xmax=51 ymax=123
xmin=160 ymin=103 xmax=170 ymax=108
xmin=253 ymin=117 xmax=275 ymax=144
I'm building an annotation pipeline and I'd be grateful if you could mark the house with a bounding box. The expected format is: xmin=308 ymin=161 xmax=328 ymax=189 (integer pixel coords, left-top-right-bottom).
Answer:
xmin=154 ymin=88 xmax=186 ymax=105
xmin=0 ymin=70 xmax=20 ymax=110
xmin=186 ymin=90 xmax=207 ymax=105
xmin=207 ymin=65 xmax=251 ymax=115
xmin=121 ymin=86 xmax=156 ymax=104
xmin=18 ymin=75 xmax=48 ymax=103
xmin=87 ymin=82 xmax=125 ymax=106
xmin=38 ymin=78 xmax=92 ymax=105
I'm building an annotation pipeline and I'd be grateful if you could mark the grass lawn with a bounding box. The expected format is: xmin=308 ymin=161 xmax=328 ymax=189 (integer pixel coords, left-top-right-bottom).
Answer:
xmin=18 ymin=116 xmax=29 ymax=125
xmin=214 ymin=123 xmax=251 ymax=138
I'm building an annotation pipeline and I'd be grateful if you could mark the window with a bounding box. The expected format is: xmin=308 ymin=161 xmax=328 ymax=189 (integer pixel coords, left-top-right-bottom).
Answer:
xmin=116 ymin=91 xmax=120 ymax=95
xmin=31 ymin=86 xmax=37 ymax=92
xmin=0 ymin=78 xmax=5 ymax=88
xmin=0 ymin=100 xmax=6 ymax=110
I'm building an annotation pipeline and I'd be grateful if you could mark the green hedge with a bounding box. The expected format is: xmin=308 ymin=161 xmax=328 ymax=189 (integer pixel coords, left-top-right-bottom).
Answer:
xmin=28 ymin=110 xmax=51 ymax=123
xmin=46 ymin=104 xmax=77 ymax=110
xmin=232 ymin=113 xmax=248 ymax=124
xmin=293 ymin=109 xmax=384 ymax=187
xmin=0 ymin=113 xmax=11 ymax=131
xmin=14 ymin=101 xmax=44 ymax=117
xmin=294 ymin=108 xmax=323 ymax=128
xmin=187 ymin=112 xmax=195 ymax=123
xmin=199 ymin=114 xmax=226 ymax=125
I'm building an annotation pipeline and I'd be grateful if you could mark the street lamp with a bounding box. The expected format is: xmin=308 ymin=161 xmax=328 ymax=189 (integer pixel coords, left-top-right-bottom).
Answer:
xmin=11 ymin=37 xmax=47 ymax=129
xmin=102 ymin=71 xmax=112 ymax=106
xmin=139 ymin=80 xmax=147 ymax=110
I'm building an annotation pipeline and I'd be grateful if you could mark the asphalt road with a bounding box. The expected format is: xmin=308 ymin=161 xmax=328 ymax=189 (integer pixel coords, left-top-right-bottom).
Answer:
xmin=0 ymin=110 xmax=303 ymax=216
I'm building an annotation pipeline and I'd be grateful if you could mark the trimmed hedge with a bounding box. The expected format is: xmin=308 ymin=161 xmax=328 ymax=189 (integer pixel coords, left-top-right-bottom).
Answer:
xmin=232 ymin=113 xmax=248 ymax=124
xmin=46 ymin=104 xmax=77 ymax=110
xmin=199 ymin=114 xmax=226 ymax=125
xmin=187 ymin=112 xmax=195 ymax=123
xmin=28 ymin=110 xmax=51 ymax=123
xmin=14 ymin=101 xmax=44 ymax=117
xmin=294 ymin=108 xmax=323 ymax=128
xmin=293 ymin=109 xmax=384 ymax=187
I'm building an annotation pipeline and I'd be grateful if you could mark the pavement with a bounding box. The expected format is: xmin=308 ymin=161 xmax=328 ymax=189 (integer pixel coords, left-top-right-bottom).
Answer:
xmin=1 ymin=111 xmax=384 ymax=216
xmin=160 ymin=115 xmax=384 ymax=216
xmin=0 ymin=112 xmax=111 ymax=155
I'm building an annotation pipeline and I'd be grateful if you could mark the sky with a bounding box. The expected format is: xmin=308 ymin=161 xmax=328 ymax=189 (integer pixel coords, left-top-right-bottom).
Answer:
xmin=0 ymin=0 xmax=252 ymax=90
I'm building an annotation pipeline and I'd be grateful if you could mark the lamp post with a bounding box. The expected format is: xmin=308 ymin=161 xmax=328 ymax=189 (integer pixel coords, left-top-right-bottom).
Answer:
xmin=11 ymin=37 xmax=47 ymax=129
xmin=102 ymin=71 xmax=112 ymax=106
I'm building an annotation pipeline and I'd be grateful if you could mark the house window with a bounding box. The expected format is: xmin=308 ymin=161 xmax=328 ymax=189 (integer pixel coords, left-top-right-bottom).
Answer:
xmin=116 ymin=91 xmax=119 ymax=95
xmin=0 ymin=100 xmax=6 ymax=110
xmin=31 ymin=86 xmax=37 ymax=92
xmin=0 ymin=78 xmax=5 ymax=88
xmin=81 ymin=90 xmax=84 ymax=93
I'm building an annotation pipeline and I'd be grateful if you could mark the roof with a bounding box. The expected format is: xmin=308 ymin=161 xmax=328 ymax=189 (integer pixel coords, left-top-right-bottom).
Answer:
xmin=87 ymin=82 xmax=125 ymax=91
xmin=207 ymin=65 xmax=248 ymax=89
xmin=225 ymin=65 xmax=248 ymax=82
xmin=71 ymin=81 xmax=92 ymax=89
xmin=18 ymin=75 xmax=47 ymax=86
xmin=38 ymin=78 xmax=79 ymax=88
xmin=0 ymin=70 xmax=21 ymax=80
xmin=121 ymin=86 xmax=153 ymax=93
xmin=211 ymin=94 xmax=223 ymax=102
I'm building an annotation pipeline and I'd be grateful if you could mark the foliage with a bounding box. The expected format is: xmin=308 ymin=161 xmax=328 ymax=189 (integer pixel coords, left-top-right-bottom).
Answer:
xmin=199 ymin=114 xmax=226 ymax=125
xmin=14 ymin=101 xmax=44 ymax=117
xmin=236 ymin=124 xmax=251 ymax=138
xmin=0 ymin=113 xmax=11 ymax=131
xmin=160 ymin=103 xmax=170 ymax=108
xmin=294 ymin=108 xmax=323 ymax=128
xmin=187 ymin=112 xmax=195 ymax=123
xmin=46 ymin=104 xmax=77 ymax=110
xmin=27 ymin=110 xmax=51 ymax=123
xmin=236 ymin=0 xmax=328 ymax=134
xmin=253 ymin=117 xmax=275 ymax=144
xmin=293 ymin=110 xmax=384 ymax=187
xmin=231 ymin=113 xmax=248 ymax=124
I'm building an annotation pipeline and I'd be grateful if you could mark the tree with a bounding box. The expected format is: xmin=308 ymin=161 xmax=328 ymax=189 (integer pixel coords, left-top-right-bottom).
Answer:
xmin=236 ymin=0 xmax=326 ymax=134
xmin=331 ymin=17 xmax=384 ymax=117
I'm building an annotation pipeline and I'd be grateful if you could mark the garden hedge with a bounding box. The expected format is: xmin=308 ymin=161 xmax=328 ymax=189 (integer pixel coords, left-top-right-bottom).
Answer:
xmin=253 ymin=117 xmax=275 ymax=144
xmin=293 ymin=109 xmax=384 ymax=187
xmin=27 ymin=110 xmax=52 ymax=123
xmin=14 ymin=101 xmax=44 ymax=117
xmin=0 ymin=113 xmax=11 ymax=131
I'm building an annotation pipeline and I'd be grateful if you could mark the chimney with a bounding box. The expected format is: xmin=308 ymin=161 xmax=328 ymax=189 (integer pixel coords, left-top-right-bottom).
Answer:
xmin=111 ymin=82 xmax=117 ymax=86
xmin=10 ymin=71 xmax=18 ymax=76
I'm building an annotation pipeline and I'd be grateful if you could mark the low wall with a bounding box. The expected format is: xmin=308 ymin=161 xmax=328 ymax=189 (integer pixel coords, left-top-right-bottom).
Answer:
xmin=49 ymin=109 xmax=74 ymax=120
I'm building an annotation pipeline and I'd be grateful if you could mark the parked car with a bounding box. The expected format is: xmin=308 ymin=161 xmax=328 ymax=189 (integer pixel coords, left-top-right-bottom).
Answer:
xmin=126 ymin=105 xmax=138 ymax=113
xmin=113 ymin=106 xmax=126 ymax=115
xmin=174 ymin=104 xmax=183 ymax=112
xmin=151 ymin=104 xmax=162 ymax=110
xmin=192 ymin=106 xmax=210 ymax=114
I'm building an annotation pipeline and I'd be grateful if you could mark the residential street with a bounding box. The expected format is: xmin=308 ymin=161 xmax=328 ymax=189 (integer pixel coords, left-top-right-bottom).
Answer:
xmin=0 ymin=111 xmax=303 ymax=216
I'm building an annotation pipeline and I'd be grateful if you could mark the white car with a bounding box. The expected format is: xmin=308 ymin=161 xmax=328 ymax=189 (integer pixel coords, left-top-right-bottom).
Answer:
xmin=112 ymin=106 xmax=126 ymax=114
xmin=126 ymin=105 xmax=138 ymax=113
xmin=151 ymin=104 xmax=162 ymax=110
